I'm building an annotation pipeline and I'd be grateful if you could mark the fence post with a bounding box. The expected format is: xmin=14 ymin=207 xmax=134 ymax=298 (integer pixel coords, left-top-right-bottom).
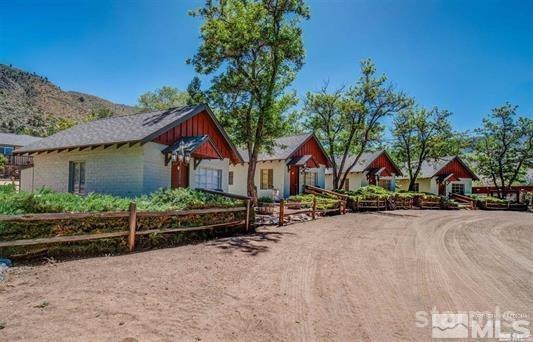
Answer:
xmin=312 ymin=196 xmax=317 ymax=220
xmin=128 ymin=202 xmax=137 ymax=252
xmin=245 ymin=199 xmax=251 ymax=231
xmin=279 ymin=200 xmax=284 ymax=227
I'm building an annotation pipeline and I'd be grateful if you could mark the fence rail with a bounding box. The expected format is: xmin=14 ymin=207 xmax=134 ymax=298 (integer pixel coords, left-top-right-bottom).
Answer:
xmin=278 ymin=197 xmax=346 ymax=227
xmin=0 ymin=203 xmax=249 ymax=250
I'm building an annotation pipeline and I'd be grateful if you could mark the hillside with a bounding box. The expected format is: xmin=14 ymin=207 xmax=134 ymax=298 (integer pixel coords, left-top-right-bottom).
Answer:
xmin=0 ymin=64 xmax=139 ymax=136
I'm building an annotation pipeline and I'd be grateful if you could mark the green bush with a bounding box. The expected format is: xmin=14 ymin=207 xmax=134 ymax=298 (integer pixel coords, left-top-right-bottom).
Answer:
xmin=258 ymin=196 xmax=274 ymax=203
xmin=0 ymin=184 xmax=16 ymax=194
xmin=470 ymin=195 xmax=508 ymax=204
xmin=287 ymin=194 xmax=339 ymax=210
xmin=0 ymin=187 xmax=242 ymax=215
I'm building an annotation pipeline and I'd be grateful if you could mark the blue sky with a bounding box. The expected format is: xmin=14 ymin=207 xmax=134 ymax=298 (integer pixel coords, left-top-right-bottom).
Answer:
xmin=1 ymin=0 xmax=532 ymax=133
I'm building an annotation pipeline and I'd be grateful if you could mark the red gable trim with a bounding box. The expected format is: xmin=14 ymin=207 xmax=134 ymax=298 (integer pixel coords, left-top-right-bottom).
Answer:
xmin=365 ymin=151 xmax=403 ymax=176
xmin=287 ymin=134 xmax=332 ymax=167
xmin=434 ymin=156 xmax=478 ymax=180
xmin=151 ymin=107 xmax=242 ymax=164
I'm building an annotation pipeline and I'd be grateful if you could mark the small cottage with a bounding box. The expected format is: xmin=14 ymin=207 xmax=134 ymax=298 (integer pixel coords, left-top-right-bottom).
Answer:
xmin=15 ymin=105 xmax=243 ymax=196
xmin=395 ymin=156 xmax=478 ymax=196
xmin=325 ymin=150 xmax=403 ymax=191
xmin=228 ymin=133 xmax=331 ymax=198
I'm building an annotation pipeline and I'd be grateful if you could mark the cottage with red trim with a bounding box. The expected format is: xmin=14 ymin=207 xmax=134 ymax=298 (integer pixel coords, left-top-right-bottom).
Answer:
xmin=395 ymin=156 xmax=479 ymax=196
xmin=15 ymin=105 xmax=243 ymax=196
xmin=325 ymin=150 xmax=403 ymax=191
xmin=228 ymin=133 xmax=332 ymax=198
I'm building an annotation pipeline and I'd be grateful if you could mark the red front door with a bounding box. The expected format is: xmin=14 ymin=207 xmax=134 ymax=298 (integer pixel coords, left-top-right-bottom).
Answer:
xmin=171 ymin=162 xmax=189 ymax=188
xmin=438 ymin=182 xmax=446 ymax=196
xmin=289 ymin=166 xmax=299 ymax=195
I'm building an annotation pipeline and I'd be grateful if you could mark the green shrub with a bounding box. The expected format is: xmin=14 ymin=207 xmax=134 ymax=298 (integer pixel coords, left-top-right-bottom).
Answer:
xmin=287 ymin=194 xmax=339 ymax=210
xmin=258 ymin=196 xmax=274 ymax=203
xmin=0 ymin=187 xmax=242 ymax=215
xmin=0 ymin=184 xmax=16 ymax=194
xmin=470 ymin=195 xmax=508 ymax=204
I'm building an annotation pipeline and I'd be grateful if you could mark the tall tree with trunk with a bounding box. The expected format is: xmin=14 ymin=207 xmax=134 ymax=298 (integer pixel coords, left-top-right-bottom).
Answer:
xmin=474 ymin=103 xmax=533 ymax=198
xmin=305 ymin=59 xmax=412 ymax=190
xmin=189 ymin=0 xmax=309 ymax=200
xmin=392 ymin=105 xmax=461 ymax=191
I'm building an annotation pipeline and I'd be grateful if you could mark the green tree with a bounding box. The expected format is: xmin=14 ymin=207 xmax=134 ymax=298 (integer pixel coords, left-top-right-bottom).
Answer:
xmin=189 ymin=0 xmax=309 ymax=199
xmin=474 ymin=103 xmax=533 ymax=198
xmin=392 ymin=105 xmax=461 ymax=191
xmin=0 ymin=154 xmax=6 ymax=168
xmin=86 ymin=107 xmax=114 ymax=121
xmin=138 ymin=86 xmax=190 ymax=111
xmin=305 ymin=59 xmax=412 ymax=190
xmin=186 ymin=76 xmax=207 ymax=105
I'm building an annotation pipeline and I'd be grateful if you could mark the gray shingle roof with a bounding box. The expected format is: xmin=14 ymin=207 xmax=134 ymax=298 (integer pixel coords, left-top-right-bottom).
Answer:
xmin=414 ymin=157 xmax=455 ymax=178
xmin=238 ymin=133 xmax=314 ymax=162
xmin=14 ymin=105 xmax=243 ymax=164
xmin=396 ymin=156 xmax=477 ymax=179
xmin=0 ymin=133 xmax=41 ymax=147
xmin=325 ymin=151 xmax=384 ymax=174
xmin=15 ymin=106 xmax=202 ymax=153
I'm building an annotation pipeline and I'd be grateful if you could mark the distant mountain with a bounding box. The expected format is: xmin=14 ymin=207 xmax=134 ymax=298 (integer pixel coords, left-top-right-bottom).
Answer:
xmin=0 ymin=64 xmax=139 ymax=136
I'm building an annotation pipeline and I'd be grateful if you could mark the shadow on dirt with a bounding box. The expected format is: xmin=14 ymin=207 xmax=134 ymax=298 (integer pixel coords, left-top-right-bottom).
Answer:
xmin=208 ymin=231 xmax=294 ymax=256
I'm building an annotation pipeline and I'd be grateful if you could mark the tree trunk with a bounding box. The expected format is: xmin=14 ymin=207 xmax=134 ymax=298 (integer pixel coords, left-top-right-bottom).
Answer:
xmin=247 ymin=159 xmax=258 ymax=204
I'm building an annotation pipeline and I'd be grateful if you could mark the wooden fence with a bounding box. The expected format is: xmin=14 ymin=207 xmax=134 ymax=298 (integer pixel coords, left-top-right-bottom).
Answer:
xmin=0 ymin=190 xmax=253 ymax=252
xmin=278 ymin=197 xmax=346 ymax=227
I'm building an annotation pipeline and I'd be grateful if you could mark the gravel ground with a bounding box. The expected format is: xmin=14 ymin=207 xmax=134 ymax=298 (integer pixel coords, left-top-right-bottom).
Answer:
xmin=0 ymin=210 xmax=531 ymax=341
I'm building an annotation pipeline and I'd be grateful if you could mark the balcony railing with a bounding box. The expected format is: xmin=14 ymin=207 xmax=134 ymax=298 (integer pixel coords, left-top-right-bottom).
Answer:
xmin=5 ymin=155 xmax=34 ymax=167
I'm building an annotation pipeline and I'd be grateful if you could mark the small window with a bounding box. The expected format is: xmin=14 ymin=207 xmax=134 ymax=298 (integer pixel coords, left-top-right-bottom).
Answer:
xmin=451 ymin=183 xmax=465 ymax=195
xmin=195 ymin=168 xmax=222 ymax=190
xmin=228 ymin=171 xmax=234 ymax=185
xmin=378 ymin=179 xmax=391 ymax=190
xmin=343 ymin=178 xmax=350 ymax=191
xmin=0 ymin=146 xmax=13 ymax=156
xmin=69 ymin=161 xmax=86 ymax=194
xmin=413 ymin=183 xmax=420 ymax=192
xmin=260 ymin=169 xmax=273 ymax=189
xmin=304 ymin=172 xmax=317 ymax=187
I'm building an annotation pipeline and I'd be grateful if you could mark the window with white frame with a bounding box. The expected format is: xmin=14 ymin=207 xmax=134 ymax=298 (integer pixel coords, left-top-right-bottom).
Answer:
xmin=451 ymin=183 xmax=465 ymax=195
xmin=195 ymin=167 xmax=222 ymax=190
xmin=413 ymin=183 xmax=420 ymax=192
xmin=69 ymin=161 xmax=86 ymax=195
xmin=304 ymin=172 xmax=317 ymax=187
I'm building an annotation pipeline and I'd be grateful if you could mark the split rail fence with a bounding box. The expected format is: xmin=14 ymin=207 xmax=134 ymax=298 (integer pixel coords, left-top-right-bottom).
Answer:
xmin=278 ymin=196 xmax=347 ymax=227
xmin=0 ymin=189 xmax=252 ymax=252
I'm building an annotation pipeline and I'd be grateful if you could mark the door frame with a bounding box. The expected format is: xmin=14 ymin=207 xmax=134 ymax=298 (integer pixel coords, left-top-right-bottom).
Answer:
xmin=171 ymin=162 xmax=189 ymax=188
xmin=289 ymin=166 xmax=300 ymax=196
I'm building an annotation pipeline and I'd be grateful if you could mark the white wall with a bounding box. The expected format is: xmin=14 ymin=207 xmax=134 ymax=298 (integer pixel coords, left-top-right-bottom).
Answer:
xmin=22 ymin=144 xmax=145 ymax=197
xmin=142 ymin=142 xmax=171 ymax=193
xmin=228 ymin=160 xmax=327 ymax=198
xmin=325 ymin=172 xmax=366 ymax=191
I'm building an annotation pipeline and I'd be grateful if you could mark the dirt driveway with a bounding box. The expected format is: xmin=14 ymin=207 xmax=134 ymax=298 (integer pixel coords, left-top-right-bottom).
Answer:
xmin=1 ymin=210 xmax=531 ymax=341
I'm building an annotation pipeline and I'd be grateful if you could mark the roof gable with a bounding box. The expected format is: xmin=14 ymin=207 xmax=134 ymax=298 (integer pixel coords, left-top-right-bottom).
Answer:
xmin=326 ymin=150 xmax=401 ymax=175
xmin=14 ymin=104 xmax=243 ymax=163
xmin=434 ymin=156 xmax=478 ymax=180
xmin=238 ymin=133 xmax=331 ymax=167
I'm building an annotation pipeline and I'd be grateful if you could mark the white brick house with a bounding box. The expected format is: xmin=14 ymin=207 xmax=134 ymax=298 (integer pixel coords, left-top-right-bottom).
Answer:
xmin=16 ymin=105 xmax=242 ymax=197
xmin=395 ymin=156 xmax=478 ymax=196
xmin=228 ymin=134 xmax=332 ymax=199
